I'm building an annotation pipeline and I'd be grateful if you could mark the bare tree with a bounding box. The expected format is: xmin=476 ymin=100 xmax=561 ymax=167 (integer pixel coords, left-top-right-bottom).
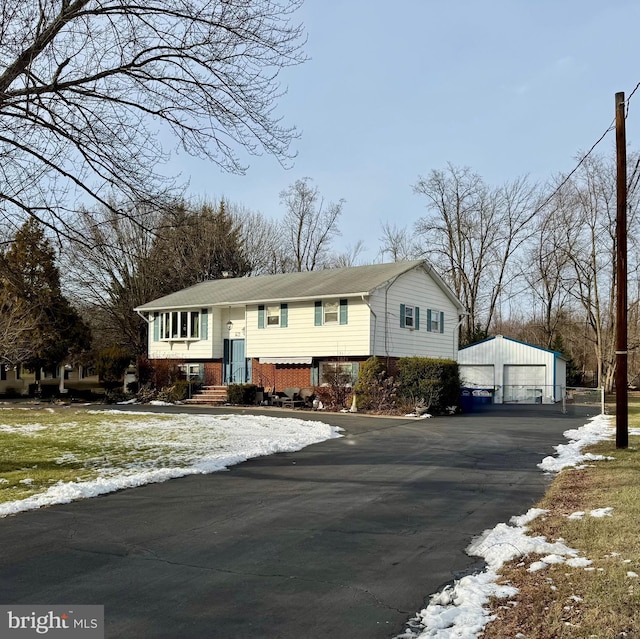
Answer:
xmin=63 ymin=202 xmax=161 ymax=354
xmin=519 ymin=189 xmax=577 ymax=349
xmin=279 ymin=177 xmax=344 ymax=271
xmin=413 ymin=164 xmax=538 ymax=343
xmin=66 ymin=198 xmax=250 ymax=354
xmin=556 ymin=152 xmax=640 ymax=390
xmin=0 ymin=297 xmax=45 ymax=368
xmin=232 ymin=207 xmax=288 ymax=275
xmin=378 ymin=222 xmax=418 ymax=262
xmin=0 ymin=0 xmax=306 ymax=238
xmin=328 ymin=240 xmax=367 ymax=269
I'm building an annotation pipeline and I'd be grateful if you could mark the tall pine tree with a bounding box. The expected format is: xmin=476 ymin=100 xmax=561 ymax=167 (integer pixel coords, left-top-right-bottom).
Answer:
xmin=0 ymin=220 xmax=91 ymax=374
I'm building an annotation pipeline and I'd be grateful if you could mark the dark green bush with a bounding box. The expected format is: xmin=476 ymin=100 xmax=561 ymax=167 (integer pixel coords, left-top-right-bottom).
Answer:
xmin=354 ymin=357 xmax=397 ymax=412
xmin=104 ymin=389 xmax=128 ymax=404
xmin=96 ymin=347 xmax=131 ymax=392
xmin=126 ymin=381 xmax=139 ymax=394
xmin=227 ymin=383 xmax=258 ymax=405
xmin=396 ymin=357 xmax=460 ymax=415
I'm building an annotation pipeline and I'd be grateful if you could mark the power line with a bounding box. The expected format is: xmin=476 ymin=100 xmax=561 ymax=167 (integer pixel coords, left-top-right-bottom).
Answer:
xmin=530 ymin=81 xmax=639 ymax=226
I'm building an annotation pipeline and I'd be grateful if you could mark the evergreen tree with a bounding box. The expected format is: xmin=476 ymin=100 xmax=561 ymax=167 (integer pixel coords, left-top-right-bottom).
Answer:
xmin=147 ymin=200 xmax=251 ymax=295
xmin=0 ymin=220 xmax=91 ymax=373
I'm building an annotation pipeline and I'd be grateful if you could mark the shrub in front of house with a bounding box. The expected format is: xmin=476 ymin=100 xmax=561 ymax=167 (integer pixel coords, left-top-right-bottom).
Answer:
xmin=319 ymin=365 xmax=353 ymax=410
xmin=354 ymin=357 xmax=398 ymax=412
xmin=227 ymin=383 xmax=258 ymax=405
xmin=396 ymin=357 xmax=460 ymax=415
xmin=157 ymin=379 xmax=194 ymax=403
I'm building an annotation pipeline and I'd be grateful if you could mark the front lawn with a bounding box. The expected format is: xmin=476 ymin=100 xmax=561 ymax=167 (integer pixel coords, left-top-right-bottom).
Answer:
xmin=0 ymin=407 xmax=340 ymax=517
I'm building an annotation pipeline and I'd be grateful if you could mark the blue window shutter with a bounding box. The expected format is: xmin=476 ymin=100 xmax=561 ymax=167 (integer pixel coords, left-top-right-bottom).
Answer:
xmin=339 ymin=299 xmax=348 ymax=325
xmin=258 ymin=305 xmax=265 ymax=329
xmin=201 ymin=309 xmax=208 ymax=339
xmin=427 ymin=309 xmax=432 ymax=332
xmin=400 ymin=303 xmax=406 ymax=328
xmin=153 ymin=312 xmax=159 ymax=341
xmin=314 ymin=301 xmax=322 ymax=326
xmin=280 ymin=303 xmax=288 ymax=328
xmin=440 ymin=311 xmax=445 ymax=334
xmin=415 ymin=307 xmax=420 ymax=331
xmin=311 ymin=361 xmax=319 ymax=386
xmin=223 ymin=339 xmax=230 ymax=383
xmin=351 ymin=362 xmax=360 ymax=380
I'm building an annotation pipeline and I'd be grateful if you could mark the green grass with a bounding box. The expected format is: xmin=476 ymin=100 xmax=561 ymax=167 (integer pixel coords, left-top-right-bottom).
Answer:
xmin=483 ymin=413 xmax=640 ymax=638
xmin=0 ymin=407 xmax=177 ymax=504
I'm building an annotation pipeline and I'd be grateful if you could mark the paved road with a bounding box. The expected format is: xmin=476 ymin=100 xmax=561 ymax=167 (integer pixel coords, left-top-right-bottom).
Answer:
xmin=0 ymin=404 xmax=595 ymax=638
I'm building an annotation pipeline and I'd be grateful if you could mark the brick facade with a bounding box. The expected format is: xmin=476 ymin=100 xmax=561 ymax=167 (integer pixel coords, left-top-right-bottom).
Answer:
xmin=203 ymin=361 xmax=223 ymax=386
xmin=251 ymin=359 xmax=312 ymax=391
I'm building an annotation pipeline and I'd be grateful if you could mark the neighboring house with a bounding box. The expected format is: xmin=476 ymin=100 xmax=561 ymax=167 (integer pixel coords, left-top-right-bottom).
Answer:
xmin=0 ymin=364 xmax=25 ymax=395
xmin=0 ymin=363 xmax=100 ymax=396
xmin=458 ymin=335 xmax=567 ymax=404
xmin=134 ymin=260 xmax=465 ymax=391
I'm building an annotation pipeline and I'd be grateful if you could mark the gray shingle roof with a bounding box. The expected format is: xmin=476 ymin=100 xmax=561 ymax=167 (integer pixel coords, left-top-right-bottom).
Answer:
xmin=134 ymin=260 xmax=463 ymax=311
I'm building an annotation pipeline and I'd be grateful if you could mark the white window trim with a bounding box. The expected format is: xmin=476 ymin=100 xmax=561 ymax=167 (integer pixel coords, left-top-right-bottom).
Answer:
xmin=266 ymin=305 xmax=280 ymax=327
xmin=404 ymin=304 xmax=415 ymax=328
xmin=323 ymin=301 xmax=339 ymax=324
xmin=430 ymin=309 xmax=441 ymax=333
xmin=160 ymin=310 xmax=201 ymax=342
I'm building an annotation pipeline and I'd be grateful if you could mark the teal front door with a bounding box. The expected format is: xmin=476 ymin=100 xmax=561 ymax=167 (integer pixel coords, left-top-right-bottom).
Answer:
xmin=224 ymin=339 xmax=248 ymax=384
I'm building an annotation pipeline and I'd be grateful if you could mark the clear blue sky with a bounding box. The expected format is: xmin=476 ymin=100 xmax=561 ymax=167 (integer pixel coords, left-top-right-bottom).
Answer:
xmin=166 ymin=0 xmax=640 ymax=262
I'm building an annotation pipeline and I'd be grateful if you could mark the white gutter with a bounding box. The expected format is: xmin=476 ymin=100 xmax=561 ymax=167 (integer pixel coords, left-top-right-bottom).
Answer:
xmin=135 ymin=309 xmax=152 ymax=324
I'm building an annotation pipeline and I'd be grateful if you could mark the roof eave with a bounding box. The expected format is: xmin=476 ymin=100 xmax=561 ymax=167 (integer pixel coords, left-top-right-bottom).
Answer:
xmin=134 ymin=291 xmax=372 ymax=312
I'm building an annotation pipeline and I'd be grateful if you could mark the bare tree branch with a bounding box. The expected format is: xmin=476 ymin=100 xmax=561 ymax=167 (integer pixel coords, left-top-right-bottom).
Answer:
xmin=0 ymin=0 xmax=306 ymax=236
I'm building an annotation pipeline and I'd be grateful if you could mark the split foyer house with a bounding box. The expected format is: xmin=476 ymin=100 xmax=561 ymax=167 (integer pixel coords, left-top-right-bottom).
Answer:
xmin=134 ymin=260 xmax=465 ymax=391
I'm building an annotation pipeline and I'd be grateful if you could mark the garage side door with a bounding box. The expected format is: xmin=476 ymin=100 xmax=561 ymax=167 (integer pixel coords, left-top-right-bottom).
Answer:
xmin=459 ymin=365 xmax=494 ymax=387
xmin=503 ymin=365 xmax=545 ymax=403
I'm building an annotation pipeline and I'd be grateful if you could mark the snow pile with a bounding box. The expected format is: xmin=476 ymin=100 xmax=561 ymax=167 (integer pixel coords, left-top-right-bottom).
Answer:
xmin=398 ymin=413 xmax=614 ymax=639
xmin=0 ymin=412 xmax=341 ymax=518
xmin=538 ymin=414 xmax=614 ymax=472
xmin=399 ymin=508 xmax=590 ymax=638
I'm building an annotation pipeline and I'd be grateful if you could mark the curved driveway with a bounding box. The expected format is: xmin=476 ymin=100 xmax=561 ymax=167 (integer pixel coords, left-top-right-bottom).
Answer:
xmin=0 ymin=404 xmax=594 ymax=638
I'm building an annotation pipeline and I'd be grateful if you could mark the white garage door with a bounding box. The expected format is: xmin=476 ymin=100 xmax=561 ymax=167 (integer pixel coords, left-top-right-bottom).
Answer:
xmin=503 ymin=365 xmax=545 ymax=403
xmin=459 ymin=365 xmax=494 ymax=387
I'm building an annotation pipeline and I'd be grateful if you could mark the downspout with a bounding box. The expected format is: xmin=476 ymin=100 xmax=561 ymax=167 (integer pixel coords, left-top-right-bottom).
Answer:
xmin=453 ymin=312 xmax=469 ymax=359
xmin=361 ymin=294 xmax=377 ymax=355
xmin=383 ymin=274 xmax=403 ymax=359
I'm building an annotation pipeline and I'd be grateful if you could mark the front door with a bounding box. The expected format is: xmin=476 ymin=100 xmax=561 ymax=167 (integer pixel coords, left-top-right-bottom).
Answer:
xmin=224 ymin=339 xmax=247 ymax=384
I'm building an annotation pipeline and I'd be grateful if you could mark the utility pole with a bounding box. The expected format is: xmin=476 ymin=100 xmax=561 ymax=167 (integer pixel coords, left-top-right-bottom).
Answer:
xmin=615 ymin=91 xmax=628 ymax=449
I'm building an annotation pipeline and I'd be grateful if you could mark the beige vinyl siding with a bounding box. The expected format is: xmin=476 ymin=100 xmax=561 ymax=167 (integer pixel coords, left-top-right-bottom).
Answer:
xmin=369 ymin=267 xmax=459 ymax=359
xmin=246 ymin=299 xmax=371 ymax=358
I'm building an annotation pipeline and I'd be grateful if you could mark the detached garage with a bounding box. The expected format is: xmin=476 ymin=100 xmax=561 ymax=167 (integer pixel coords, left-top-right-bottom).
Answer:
xmin=458 ymin=335 xmax=567 ymax=404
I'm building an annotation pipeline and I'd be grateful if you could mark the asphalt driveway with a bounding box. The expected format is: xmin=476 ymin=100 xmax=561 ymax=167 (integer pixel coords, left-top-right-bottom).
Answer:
xmin=0 ymin=404 xmax=596 ymax=638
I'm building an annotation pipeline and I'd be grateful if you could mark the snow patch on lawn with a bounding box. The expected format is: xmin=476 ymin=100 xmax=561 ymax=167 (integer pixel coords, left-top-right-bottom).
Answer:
xmin=0 ymin=412 xmax=341 ymax=518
